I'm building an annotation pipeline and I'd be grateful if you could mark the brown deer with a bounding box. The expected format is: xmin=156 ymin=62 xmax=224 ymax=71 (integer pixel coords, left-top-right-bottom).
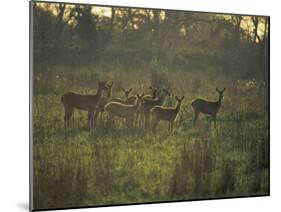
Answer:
xmin=122 ymin=87 xmax=133 ymax=98
xmin=61 ymin=81 xmax=108 ymax=129
xmin=139 ymin=88 xmax=171 ymax=128
xmin=123 ymin=88 xmax=137 ymax=105
xmin=151 ymin=96 xmax=184 ymax=132
xmin=143 ymin=86 xmax=159 ymax=100
xmin=124 ymin=86 xmax=159 ymax=105
xmin=191 ymin=88 xmax=226 ymax=128
xmin=105 ymin=94 xmax=144 ymax=128
xmin=94 ymin=81 xmax=115 ymax=124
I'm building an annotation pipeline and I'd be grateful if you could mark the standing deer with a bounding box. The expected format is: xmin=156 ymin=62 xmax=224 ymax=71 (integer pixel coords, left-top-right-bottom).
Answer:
xmin=125 ymin=86 xmax=159 ymax=105
xmin=191 ymin=88 xmax=226 ymax=128
xmin=139 ymin=88 xmax=171 ymax=128
xmin=151 ymin=96 xmax=184 ymax=132
xmin=143 ymin=86 xmax=159 ymax=100
xmin=61 ymin=81 xmax=108 ymax=129
xmin=105 ymin=94 xmax=144 ymax=128
xmin=94 ymin=81 xmax=115 ymax=124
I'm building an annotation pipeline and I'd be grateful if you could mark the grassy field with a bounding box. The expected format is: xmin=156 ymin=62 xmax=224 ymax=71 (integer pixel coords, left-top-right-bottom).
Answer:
xmin=32 ymin=66 xmax=269 ymax=210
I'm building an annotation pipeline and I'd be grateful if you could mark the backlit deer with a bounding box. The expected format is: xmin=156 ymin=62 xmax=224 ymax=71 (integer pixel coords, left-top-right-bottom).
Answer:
xmin=143 ymin=86 xmax=158 ymax=100
xmin=191 ymin=88 xmax=226 ymax=128
xmin=124 ymin=86 xmax=158 ymax=105
xmin=123 ymin=88 xmax=137 ymax=105
xmin=105 ymin=94 xmax=144 ymax=128
xmin=61 ymin=81 xmax=108 ymax=129
xmin=122 ymin=87 xmax=133 ymax=98
xmin=94 ymin=81 xmax=115 ymax=123
xmin=151 ymin=96 xmax=184 ymax=132
xmin=139 ymin=88 xmax=171 ymax=128
xmin=106 ymin=86 xmax=132 ymax=104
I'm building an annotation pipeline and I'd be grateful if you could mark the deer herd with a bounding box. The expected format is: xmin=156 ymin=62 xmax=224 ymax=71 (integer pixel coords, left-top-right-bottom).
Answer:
xmin=61 ymin=80 xmax=226 ymax=132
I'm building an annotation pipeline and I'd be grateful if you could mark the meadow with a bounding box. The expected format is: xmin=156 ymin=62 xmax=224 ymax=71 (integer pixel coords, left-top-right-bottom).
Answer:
xmin=32 ymin=65 xmax=269 ymax=210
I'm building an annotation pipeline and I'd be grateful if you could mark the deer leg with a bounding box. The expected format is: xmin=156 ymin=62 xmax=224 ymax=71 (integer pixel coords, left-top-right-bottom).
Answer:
xmin=93 ymin=109 xmax=100 ymax=128
xmin=152 ymin=119 xmax=159 ymax=133
xmin=127 ymin=117 xmax=134 ymax=128
xmin=193 ymin=111 xmax=199 ymax=126
xmin=170 ymin=122 xmax=174 ymax=132
xmin=125 ymin=118 xmax=129 ymax=128
xmin=64 ymin=106 xmax=73 ymax=128
xmin=145 ymin=112 xmax=150 ymax=130
xmin=63 ymin=106 xmax=68 ymax=128
xmin=98 ymin=111 xmax=102 ymax=125
xmin=88 ymin=110 xmax=94 ymax=130
xmin=133 ymin=113 xmax=138 ymax=128
xmin=140 ymin=111 xmax=146 ymax=128
xmin=71 ymin=110 xmax=75 ymax=128
xmin=213 ymin=114 xmax=217 ymax=129
xmin=168 ymin=122 xmax=171 ymax=131
xmin=106 ymin=113 xmax=114 ymax=128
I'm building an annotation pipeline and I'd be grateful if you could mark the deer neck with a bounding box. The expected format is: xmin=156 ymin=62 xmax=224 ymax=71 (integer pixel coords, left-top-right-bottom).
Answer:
xmin=133 ymin=99 xmax=141 ymax=108
xmin=159 ymin=95 xmax=166 ymax=105
xmin=152 ymin=90 xmax=157 ymax=98
xmin=217 ymin=97 xmax=222 ymax=108
xmin=175 ymin=103 xmax=181 ymax=113
xmin=107 ymin=87 xmax=112 ymax=98
xmin=96 ymin=87 xmax=103 ymax=99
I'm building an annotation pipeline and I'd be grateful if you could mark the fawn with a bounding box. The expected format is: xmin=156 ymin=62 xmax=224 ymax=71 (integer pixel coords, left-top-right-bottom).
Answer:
xmin=138 ymin=88 xmax=171 ymax=128
xmin=191 ymin=87 xmax=226 ymax=128
xmin=151 ymin=96 xmax=184 ymax=132
xmin=123 ymin=86 xmax=158 ymax=105
xmin=105 ymin=94 xmax=144 ymax=128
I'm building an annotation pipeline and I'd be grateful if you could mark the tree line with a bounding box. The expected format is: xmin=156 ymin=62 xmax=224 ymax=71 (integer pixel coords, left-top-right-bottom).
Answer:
xmin=32 ymin=2 xmax=269 ymax=81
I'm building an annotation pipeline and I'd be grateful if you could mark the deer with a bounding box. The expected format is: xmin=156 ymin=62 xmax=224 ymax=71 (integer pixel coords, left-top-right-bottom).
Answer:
xmin=123 ymin=86 xmax=158 ymax=105
xmin=143 ymin=86 xmax=159 ymax=100
xmin=104 ymin=94 xmax=144 ymax=128
xmin=94 ymin=81 xmax=115 ymax=124
xmin=138 ymin=88 xmax=171 ymax=128
xmin=61 ymin=81 xmax=108 ymax=129
xmin=191 ymin=87 xmax=226 ymax=129
xmin=151 ymin=96 xmax=184 ymax=132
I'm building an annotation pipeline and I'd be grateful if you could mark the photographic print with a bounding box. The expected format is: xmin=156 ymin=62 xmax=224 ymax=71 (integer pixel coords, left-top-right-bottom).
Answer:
xmin=30 ymin=0 xmax=269 ymax=210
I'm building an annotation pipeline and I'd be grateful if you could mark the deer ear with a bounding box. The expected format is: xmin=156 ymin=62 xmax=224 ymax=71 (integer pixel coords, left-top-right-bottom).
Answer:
xmin=216 ymin=87 xmax=220 ymax=92
xmin=181 ymin=96 xmax=185 ymax=100
xmin=175 ymin=96 xmax=179 ymax=100
xmin=222 ymin=87 xmax=226 ymax=92
xmin=129 ymin=88 xmax=133 ymax=92
xmin=149 ymin=86 xmax=152 ymax=89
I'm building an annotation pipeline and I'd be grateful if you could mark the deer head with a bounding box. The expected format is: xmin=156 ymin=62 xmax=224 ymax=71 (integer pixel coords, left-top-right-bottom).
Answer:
xmin=122 ymin=87 xmax=133 ymax=98
xmin=161 ymin=87 xmax=171 ymax=97
xmin=136 ymin=93 xmax=145 ymax=106
xmin=149 ymin=86 xmax=158 ymax=98
xmin=216 ymin=87 xmax=226 ymax=101
xmin=175 ymin=95 xmax=184 ymax=108
xmin=98 ymin=81 xmax=109 ymax=90
xmin=106 ymin=81 xmax=114 ymax=98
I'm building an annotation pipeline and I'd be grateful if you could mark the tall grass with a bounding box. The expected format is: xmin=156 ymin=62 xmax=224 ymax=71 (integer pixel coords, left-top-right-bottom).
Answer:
xmin=32 ymin=65 xmax=269 ymax=210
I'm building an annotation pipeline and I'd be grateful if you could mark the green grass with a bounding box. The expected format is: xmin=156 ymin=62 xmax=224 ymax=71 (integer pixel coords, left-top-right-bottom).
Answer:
xmin=32 ymin=67 xmax=269 ymax=210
